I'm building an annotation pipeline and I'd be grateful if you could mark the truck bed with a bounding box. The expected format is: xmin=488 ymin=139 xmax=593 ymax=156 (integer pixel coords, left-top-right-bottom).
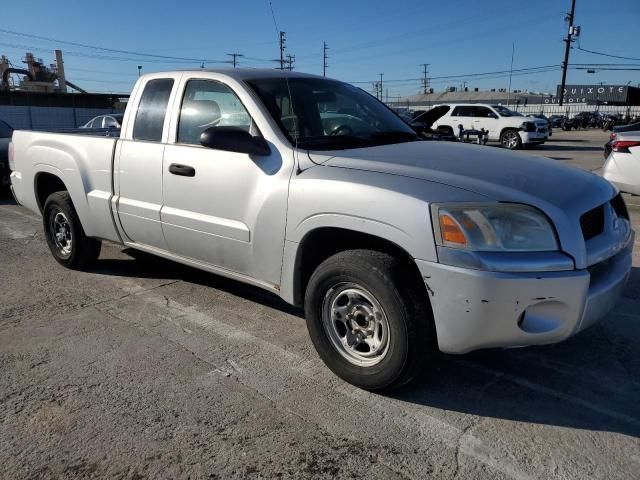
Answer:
xmin=10 ymin=130 xmax=121 ymax=243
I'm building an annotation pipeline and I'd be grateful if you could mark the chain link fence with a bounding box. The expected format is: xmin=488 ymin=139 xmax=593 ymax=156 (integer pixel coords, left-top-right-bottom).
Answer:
xmin=388 ymin=101 xmax=640 ymax=119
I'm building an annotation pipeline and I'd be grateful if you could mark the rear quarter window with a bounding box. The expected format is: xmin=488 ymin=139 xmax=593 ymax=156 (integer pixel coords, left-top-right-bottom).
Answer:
xmin=133 ymin=78 xmax=174 ymax=142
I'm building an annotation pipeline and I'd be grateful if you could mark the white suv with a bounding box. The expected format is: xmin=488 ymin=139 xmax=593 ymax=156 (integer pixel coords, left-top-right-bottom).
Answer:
xmin=430 ymin=104 xmax=549 ymax=149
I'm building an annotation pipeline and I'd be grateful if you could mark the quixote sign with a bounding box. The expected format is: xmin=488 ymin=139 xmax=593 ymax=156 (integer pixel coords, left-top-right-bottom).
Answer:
xmin=546 ymin=85 xmax=629 ymax=104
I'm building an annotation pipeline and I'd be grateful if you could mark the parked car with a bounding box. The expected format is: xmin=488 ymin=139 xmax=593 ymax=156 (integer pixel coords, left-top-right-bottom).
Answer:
xmin=401 ymin=106 xmax=456 ymax=140
xmin=573 ymin=111 xmax=597 ymax=129
xmin=0 ymin=119 xmax=14 ymax=189
xmin=527 ymin=114 xmax=552 ymax=137
xmin=548 ymin=115 xmax=578 ymax=131
xmin=10 ymin=69 xmax=632 ymax=390
xmin=612 ymin=120 xmax=640 ymax=134
xmin=603 ymin=121 xmax=640 ymax=158
xmin=430 ymin=103 xmax=548 ymax=149
xmin=548 ymin=115 xmax=565 ymax=128
xmin=602 ymin=132 xmax=640 ymax=194
xmin=81 ymin=114 xmax=124 ymax=129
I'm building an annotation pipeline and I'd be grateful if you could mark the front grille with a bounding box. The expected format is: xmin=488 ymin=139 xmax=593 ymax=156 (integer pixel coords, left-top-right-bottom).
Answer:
xmin=580 ymin=205 xmax=605 ymax=241
xmin=580 ymin=194 xmax=629 ymax=241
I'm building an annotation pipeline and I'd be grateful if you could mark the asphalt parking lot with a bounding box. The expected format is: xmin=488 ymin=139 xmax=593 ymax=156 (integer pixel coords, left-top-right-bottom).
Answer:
xmin=1 ymin=129 xmax=639 ymax=479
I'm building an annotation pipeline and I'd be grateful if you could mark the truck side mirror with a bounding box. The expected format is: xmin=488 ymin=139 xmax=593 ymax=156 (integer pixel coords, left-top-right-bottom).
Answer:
xmin=200 ymin=127 xmax=271 ymax=156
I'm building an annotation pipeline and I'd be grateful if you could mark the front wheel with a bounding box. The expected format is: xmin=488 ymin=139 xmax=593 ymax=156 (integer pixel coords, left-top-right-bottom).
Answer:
xmin=500 ymin=129 xmax=522 ymax=150
xmin=43 ymin=191 xmax=101 ymax=269
xmin=304 ymin=250 xmax=435 ymax=390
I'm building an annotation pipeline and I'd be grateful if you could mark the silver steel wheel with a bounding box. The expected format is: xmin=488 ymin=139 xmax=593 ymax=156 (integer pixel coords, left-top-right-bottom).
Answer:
xmin=321 ymin=283 xmax=390 ymax=367
xmin=502 ymin=131 xmax=520 ymax=149
xmin=49 ymin=211 xmax=73 ymax=258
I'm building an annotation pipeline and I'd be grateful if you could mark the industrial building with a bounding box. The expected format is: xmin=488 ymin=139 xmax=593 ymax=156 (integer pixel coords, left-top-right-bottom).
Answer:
xmin=0 ymin=50 xmax=127 ymax=129
xmin=392 ymin=84 xmax=640 ymax=116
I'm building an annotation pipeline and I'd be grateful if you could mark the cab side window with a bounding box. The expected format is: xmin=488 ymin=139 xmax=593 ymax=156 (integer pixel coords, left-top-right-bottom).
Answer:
xmin=473 ymin=107 xmax=496 ymax=118
xmin=133 ymin=78 xmax=174 ymax=142
xmin=177 ymin=80 xmax=253 ymax=145
xmin=451 ymin=106 xmax=473 ymax=117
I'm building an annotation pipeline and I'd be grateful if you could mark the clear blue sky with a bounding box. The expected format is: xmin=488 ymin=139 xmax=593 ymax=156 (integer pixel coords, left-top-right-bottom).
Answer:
xmin=1 ymin=0 xmax=639 ymax=97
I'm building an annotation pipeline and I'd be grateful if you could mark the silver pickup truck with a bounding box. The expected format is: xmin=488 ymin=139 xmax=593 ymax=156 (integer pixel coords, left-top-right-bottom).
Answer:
xmin=9 ymin=69 xmax=633 ymax=390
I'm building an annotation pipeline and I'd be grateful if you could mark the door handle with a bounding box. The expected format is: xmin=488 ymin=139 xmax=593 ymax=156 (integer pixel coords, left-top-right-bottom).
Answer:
xmin=168 ymin=163 xmax=196 ymax=177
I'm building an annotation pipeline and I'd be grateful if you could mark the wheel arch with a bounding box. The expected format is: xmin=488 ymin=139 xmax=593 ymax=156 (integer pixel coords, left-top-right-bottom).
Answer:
xmin=34 ymin=170 xmax=68 ymax=213
xmin=285 ymin=226 xmax=428 ymax=309
xmin=499 ymin=126 xmax=521 ymax=138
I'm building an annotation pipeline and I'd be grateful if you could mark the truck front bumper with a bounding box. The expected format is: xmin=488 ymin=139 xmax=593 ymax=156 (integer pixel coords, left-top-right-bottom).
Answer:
xmin=519 ymin=131 xmax=548 ymax=144
xmin=416 ymin=239 xmax=632 ymax=354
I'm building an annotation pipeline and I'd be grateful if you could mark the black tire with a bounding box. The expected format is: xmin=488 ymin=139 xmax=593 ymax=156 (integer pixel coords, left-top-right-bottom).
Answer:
xmin=304 ymin=249 xmax=435 ymax=391
xmin=43 ymin=191 xmax=101 ymax=269
xmin=499 ymin=129 xmax=522 ymax=150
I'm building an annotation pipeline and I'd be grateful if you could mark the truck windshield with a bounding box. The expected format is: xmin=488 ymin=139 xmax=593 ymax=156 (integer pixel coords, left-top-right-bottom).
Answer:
xmin=247 ymin=77 xmax=417 ymax=150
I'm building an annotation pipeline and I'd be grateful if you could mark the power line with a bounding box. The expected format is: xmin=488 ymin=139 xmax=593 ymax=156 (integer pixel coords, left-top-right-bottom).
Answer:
xmin=348 ymin=65 xmax=560 ymax=84
xmin=0 ymin=28 xmax=229 ymax=63
xmin=268 ymin=1 xmax=280 ymax=34
xmin=576 ymin=43 xmax=640 ymax=62
xmin=0 ymin=41 xmax=222 ymax=64
xmin=573 ymin=67 xmax=640 ymax=71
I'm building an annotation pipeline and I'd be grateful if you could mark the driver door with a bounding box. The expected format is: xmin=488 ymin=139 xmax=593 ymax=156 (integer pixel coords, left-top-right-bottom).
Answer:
xmin=160 ymin=78 xmax=291 ymax=285
xmin=471 ymin=106 xmax=499 ymax=138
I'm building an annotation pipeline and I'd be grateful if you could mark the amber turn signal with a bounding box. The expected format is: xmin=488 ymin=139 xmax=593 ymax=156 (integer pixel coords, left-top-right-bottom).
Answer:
xmin=439 ymin=214 xmax=467 ymax=245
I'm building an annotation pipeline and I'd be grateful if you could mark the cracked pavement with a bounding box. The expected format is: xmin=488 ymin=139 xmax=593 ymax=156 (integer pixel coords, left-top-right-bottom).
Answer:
xmin=1 ymin=130 xmax=639 ymax=479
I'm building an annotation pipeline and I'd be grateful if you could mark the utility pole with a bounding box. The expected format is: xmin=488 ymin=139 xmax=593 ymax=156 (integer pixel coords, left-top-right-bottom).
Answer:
xmin=227 ymin=53 xmax=243 ymax=68
xmin=285 ymin=54 xmax=295 ymax=71
xmin=323 ymin=41 xmax=329 ymax=77
xmin=379 ymin=73 xmax=384 ymax=101
xmin=507 ymin=43 xmax=515 ymax=105
xmin=420 ymin=63 xmax=430 ymax=94
xmin=279 ymin=31 xmax=286 ymax=70
xmin=372 ymin=82 xmax=380 ymax=100
xmin=559 ymin=0 xmax=577 ymax=106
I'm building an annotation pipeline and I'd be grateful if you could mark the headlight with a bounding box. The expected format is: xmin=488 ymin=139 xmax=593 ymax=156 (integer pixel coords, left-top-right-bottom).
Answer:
xmin=431 ymin=203 xmax=558 ymax=252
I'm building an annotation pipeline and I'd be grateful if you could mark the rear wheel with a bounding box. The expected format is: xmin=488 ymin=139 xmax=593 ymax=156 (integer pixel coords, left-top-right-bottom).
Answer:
xmin=304 ymin=249 xmax=435 ymax=390
xmin=43 ymin=191 xmax=101 ymax=269
xmin=500 ymin=129 xmax=522 ymax=150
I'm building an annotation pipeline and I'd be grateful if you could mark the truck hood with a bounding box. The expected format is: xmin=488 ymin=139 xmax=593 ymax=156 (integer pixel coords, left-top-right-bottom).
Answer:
xmin=307 ymin=140 xmax=614 ymax=218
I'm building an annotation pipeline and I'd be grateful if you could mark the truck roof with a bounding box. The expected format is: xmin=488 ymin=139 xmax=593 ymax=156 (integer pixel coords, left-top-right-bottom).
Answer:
xmin=140 ymin=68 xmax=326 ymax=81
